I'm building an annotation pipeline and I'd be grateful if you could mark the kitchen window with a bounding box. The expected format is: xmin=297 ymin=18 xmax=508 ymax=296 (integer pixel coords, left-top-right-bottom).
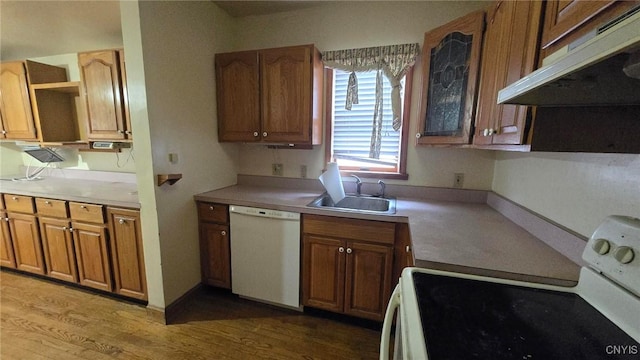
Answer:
xmin=325 ymin=68 xmax=413 ymax=179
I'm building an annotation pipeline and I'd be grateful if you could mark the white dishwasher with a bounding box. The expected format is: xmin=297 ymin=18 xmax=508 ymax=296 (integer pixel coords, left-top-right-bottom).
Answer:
xmin=229 ymin=205 xmax=301 ymax=309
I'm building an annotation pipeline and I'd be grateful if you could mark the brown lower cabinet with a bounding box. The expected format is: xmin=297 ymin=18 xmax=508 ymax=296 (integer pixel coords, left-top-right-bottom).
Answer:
xmin=4 ymin=194 xmax=45 ymax=275
xmin=69 ymin=202 xmax=112 ymax=292
xmin=107 ymin=207 xmax=147 ymax=301
xmin=0 ymin=193 xmax=146 ymax=302
xmin=302 ymin=214 xmax=395 ymax=321
xmin=1 ymin=206 xmax=17 ymax=268
xmin=197 ymin=202 xmax=231 ymax=289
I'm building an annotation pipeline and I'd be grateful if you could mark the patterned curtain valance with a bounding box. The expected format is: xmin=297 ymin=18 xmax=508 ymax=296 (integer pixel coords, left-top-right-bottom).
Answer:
xmin=323 ymin=43 xmax=420 ymax=159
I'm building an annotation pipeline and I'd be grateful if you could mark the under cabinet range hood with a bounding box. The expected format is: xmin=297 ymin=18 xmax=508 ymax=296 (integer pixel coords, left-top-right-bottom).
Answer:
xmin=498 ymin=7 xmax=640 ymax=106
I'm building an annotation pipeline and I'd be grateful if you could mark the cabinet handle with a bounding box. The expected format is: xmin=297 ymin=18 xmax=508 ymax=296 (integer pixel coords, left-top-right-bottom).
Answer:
xmin=80 ymin=205 xmax=87 ymax=209
xmin=415 ymin=133 xmax=421 ymax=139
xmin=3 ymin=217 xmax=9 ymax=222
xmin=346 ymin=248 xmax=352 ymax=254
xmin=262 ymin=132 xmax=268 ymax=137
xmin=406 ymin=245 xmax=411 ymax=253
xmin=338 ymin=247 xmax=345 ymax=253
xmin=12 ymin=196 xmax=18 ymax=200
xmin=69 ymin=227 xmax=74 ymax=232
xmin=62 ymin=226 xmax=67 ymax=231
xmin=221 ymin=230 xmax=226 ymax=236
xmin=1 ymin=130 xmax=6 ymax=135
xmin=125 ymin=130 xmax=132 ymax=135
xmin=253 ymin=131 xmax=259 ymax=137
xmin=44 ymin=200 xmax=51 ymax=205
xmin=119 ymin=219 xmax=125 ymax=225
xmin=209 ymin=206 xmax=214 ymax=211
xmin=117 ymin=130 xmax=125 ymax=134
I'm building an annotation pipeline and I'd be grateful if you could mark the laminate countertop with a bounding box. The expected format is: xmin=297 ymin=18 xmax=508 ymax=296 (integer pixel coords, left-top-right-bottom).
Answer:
xmin=195 ymin=184 xmax=582 ymax=287
xmin=0 ymin=177 xmax=139 ymax=209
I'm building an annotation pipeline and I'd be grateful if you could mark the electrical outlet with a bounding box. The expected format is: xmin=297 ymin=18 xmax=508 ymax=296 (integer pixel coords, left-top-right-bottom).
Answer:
xmin=454 ymin=173 xmax=464 ymax=188
xmin=272 ymin=163 xmax=283 ymax=176
xmin=300 ymin=165 xmax=307 ymax=179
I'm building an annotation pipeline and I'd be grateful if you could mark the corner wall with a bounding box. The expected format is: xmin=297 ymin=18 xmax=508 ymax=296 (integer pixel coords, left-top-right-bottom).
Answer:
xmin=492 ymin=152 xmax=640 ymax=237
xmin=133 ymin=0 xmax=238 ymax=306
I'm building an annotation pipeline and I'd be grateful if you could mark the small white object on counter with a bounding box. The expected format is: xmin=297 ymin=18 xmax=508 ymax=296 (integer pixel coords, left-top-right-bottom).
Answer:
xmin=319 ymin=162 xmax=345 ymax=204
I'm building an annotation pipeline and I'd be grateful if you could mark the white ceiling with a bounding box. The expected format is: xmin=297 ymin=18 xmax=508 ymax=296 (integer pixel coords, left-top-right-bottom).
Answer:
xmin=0 ymin=0 xmax=324 ymax=61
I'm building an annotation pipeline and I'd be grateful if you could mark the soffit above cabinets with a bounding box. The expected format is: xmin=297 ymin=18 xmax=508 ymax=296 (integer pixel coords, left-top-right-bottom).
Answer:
xmin=212 ymin=1 xmax=323 ymax=18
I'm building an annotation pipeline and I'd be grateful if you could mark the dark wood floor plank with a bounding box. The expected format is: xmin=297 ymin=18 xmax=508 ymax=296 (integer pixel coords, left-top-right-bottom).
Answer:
xmin=1 ymin=271 xmax=381 ymax=359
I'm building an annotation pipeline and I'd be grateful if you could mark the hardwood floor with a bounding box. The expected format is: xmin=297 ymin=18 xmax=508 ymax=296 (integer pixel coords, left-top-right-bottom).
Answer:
xmin=0 ymin=270 xmax=382 ymax=359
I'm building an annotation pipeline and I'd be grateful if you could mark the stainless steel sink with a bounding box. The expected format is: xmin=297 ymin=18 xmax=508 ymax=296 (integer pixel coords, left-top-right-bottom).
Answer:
xmin=307 ymin=193 xmax=396 ymax=214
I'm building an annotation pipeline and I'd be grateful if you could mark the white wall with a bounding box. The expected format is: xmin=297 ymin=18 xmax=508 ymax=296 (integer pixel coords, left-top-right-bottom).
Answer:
xmin=232 ymin=1 xmax=496 ymax=190
xmin=132 ymin=0 xmax=238 ymax=306
xmin=493 ymin=153 xmax=640 ymax=238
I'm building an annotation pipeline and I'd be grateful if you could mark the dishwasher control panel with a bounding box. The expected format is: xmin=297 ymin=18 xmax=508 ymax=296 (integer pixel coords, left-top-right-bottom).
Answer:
xmin=229 ymin=205 xmax=300 ymax=220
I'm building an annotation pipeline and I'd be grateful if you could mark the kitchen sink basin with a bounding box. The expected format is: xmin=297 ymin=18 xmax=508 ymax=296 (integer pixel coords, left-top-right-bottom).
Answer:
xmin=307 ymin=193 xmax=396 ymax=214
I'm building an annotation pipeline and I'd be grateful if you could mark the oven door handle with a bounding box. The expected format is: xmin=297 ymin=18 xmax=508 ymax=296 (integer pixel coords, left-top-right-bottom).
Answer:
xmin=380 ymin=283 xmax=401 ymax=360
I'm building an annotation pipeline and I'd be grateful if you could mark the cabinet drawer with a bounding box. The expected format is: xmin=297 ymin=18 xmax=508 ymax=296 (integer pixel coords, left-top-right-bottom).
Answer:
xmin=197 ymin=202 xmax=228 ymax=224
xmin=3 ymin=194 xmax=35 ymax=214
xmin=303 ymin=214 xmax=396 ymax=245
xmin=36 ymin=198 xmax=68 ymax=218
xmin=69 ymin=202 xmax=104 ymax=224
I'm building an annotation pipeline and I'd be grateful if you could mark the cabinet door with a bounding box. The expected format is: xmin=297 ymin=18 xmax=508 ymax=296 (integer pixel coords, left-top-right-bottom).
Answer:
xmin=78 ymin=50 xmax=126 ymax=140
xmin=39 ymin=217 xmax=77 ymax=282
xmin=260 ymin=45 xmax=313 ymax=143
xmin=1 ymin=214 xmax=16 ymax=268
xmin=474 ymin=0 xmax=542 ymax=146
xmin=107 ymin=208 xmax=147 ymax=300
xmin=73 ymin=222 xmax=111 ymax=292
xmin=344 ymin=241 xmax=393 ymax=321
xmin=416 ymin=11 xmax=484 ymax=145
xmin=542 ymin=0 xmax=616 ymax=50
xmin=215 ymin=51 xmax=260 ymax=142
xmin=8 ymin=212 xmax=45 ymax=275
xmin=0 ymin=62 xmax=37 ymax=140
xmin=302 ymin=235 xmax=345 ymax=313
xmin=199 ymin=222 xmax=231 ymax=289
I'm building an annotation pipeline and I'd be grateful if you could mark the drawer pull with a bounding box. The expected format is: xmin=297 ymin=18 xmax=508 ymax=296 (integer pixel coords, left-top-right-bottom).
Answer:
xmin=80 ymin=205 xmax=87 ymax=210
xmin=12 ymin=196 xmax=18 ymax=200
xmin=44 ymin=201 xmax=51 ymax=205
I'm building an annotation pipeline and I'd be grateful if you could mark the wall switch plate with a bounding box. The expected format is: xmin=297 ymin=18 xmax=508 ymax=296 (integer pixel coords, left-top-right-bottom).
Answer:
xmin=169 ymin=153 xmax=179 ymax=164
xmin=272 ymin=163 xmax=283 ymax=176
xmin=300 ymin=165 xmax=307 ymax=178
xmin=454 ymin=173 xmax=464 ymax=188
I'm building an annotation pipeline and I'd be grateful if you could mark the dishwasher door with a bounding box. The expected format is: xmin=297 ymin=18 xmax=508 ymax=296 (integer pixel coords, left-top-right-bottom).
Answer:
xmin=229 ymin=205 xmax=301 ymax=309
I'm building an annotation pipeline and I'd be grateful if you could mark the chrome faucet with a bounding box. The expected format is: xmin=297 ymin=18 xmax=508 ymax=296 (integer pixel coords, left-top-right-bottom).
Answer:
xmin=377 ymin=180 xmax=386 ymax=198
xmin=351 ymin=175 xmax=362 ymax=196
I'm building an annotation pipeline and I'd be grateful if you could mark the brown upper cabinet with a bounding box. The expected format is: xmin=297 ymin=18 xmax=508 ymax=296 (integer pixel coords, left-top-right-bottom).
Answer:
xmin=78 ymin=49 xmax=131 ymax=141
xmin=215 ymin=44 xmax=323 ymax=145
xmin=1 ymin=61 xmax=81 ymax=143
xmin=416 ymin=11 xmax=485 ymax=146
xmin=0 ymin=62 xmax=37 ymax=140
xmin=541 ymin=0 xmax=639 ymax=57
xmin=474 ymin=1 xmax=543 ymax=148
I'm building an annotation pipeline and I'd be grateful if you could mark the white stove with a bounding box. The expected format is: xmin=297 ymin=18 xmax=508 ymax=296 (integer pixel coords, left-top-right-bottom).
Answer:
xmin=381 ymin=215 xmax=640 ymax=359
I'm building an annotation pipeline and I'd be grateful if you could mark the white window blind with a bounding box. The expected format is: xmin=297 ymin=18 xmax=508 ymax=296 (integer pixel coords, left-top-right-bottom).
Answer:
xmin=332 ymin=70 xmax=404 ymax=168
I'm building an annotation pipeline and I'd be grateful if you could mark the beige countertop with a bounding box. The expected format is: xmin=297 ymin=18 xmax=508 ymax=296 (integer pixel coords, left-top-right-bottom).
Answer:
xmin=195 ymin=184 xmax=581 ymax=287
xmin=0 ymin=176 xmax=139 ymax=209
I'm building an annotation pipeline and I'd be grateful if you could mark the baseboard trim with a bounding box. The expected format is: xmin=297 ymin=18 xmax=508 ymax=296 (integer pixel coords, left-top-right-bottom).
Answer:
xmin=145 ymin=283 xmax=203 ymax=325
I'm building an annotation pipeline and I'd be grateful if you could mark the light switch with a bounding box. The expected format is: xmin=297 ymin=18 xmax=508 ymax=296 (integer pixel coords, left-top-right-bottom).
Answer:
xmin=169 ymin=153 xmax=179 ymax=164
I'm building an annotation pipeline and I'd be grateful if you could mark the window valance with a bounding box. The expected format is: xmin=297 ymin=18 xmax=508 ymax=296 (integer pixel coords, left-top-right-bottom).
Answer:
xmin=323 ymin=43 xmax=420 ymax=130
xmin=323 ymin=43 xmax=420 ymax=159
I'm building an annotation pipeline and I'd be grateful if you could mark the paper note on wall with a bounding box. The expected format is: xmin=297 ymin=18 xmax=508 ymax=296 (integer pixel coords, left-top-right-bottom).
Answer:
xmin=319 ymin=162 xmax=345 ymax=204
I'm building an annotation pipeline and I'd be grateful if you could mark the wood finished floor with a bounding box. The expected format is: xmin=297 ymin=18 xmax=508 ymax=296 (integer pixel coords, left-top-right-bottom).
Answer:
xmin=0 ymin=270 xmax=382 ymax=359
